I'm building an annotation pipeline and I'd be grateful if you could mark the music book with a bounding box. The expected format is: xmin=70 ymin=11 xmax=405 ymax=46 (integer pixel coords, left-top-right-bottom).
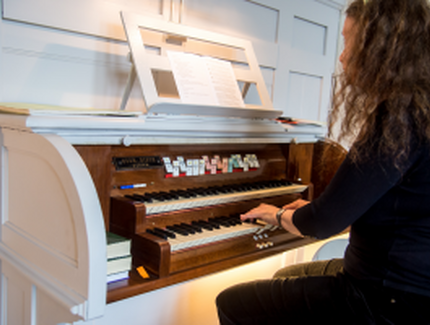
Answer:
xmin=167 ymin=51 xmax=245 ymax=108
xmin=106 ymin=270 xmax=130 ymax=283
xmin=107 ymin=256 xmax=132 ymax=275
xmin=106 ymin=232 xmax=131 ymax=260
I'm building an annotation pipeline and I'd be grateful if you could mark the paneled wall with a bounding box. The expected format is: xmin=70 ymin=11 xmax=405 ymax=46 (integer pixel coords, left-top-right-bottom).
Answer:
xmin=0 ymin=0 xmax=345 ymax=121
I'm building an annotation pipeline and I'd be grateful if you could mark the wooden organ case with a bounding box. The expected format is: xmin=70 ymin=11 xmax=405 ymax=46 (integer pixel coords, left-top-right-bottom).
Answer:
xmin=76 ymin=141 xmax=329 ymax=302
xmin=0 ymin=12 xmax=346 ymax=324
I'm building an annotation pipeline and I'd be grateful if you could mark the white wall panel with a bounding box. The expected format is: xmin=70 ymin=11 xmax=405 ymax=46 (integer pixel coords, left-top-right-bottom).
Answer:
xmin=287 ymin=72 xmax=323 ymax=121
xmin=2 ymin=0 xmax=165 ymax=40
xmin=292 ymin=17 xmax=327 ymax=55
xmin=256 ymin=0 xmax=341 ymax=121
xmin=0 ymin=20 xmax=146 ymax=110
xmin=182 ymin=0 xmax=279 ymax=68
xmin=316 ymin=0 xmax=347 ymax=10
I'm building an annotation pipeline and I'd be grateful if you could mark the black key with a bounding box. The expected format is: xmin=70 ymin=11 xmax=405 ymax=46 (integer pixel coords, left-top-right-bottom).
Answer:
xmin=216 ymin=187 xmax=230 ymax=194
xmin=155 ymin=191 xmax=173 ymax=200
xmin=192 ymin=220 xmax=213 ymax=231
xmin=146 ymin=228 xmax=167 ymax=240
xmin=133 ymin=194 xmax=153 ymax=203
xmin=209 ymin=217 xmax=231 ymax=228
xmin=209 ymin=186 xmax=224 ymax=195
xmin=170 ymin=190 xmax=189 ymax=199
xmin=125 ymin=194 xmax=152 ymax=203
xmin=230 ymin=214 xmax=243 ymax=225
xmin=166 ymin=225 xmax=189 ymax=236
xmin=218 ymin=216 xmax=238 ymax=226
xmin=281 ymin=179 xmax=292 ymax=186
xmin=181 ymin=222 xmax=202 ymax=233
xmin=145 ymin=192 xmax=167 ymax=202
xmin=144 ymin=192 xmax=158 ymax=198
xmin=197 ymin=188 xmax=211 ymax=196
xmin=125 ymin=194 xmax=137 ymax=201
xmin=241 ymin=184 xmax=253 ymax=191
xmin=161 ymin=191 xmax=179 ymax=200
xmin=247 ymin=183 xmax=260 ymax=190
xmin=236 ymin=185 xmax=247 ymax=192
xmin=175 ymin=223 xmax=196 ymax=234
xmin=154 ymin=227 xmax=176 ymax=239
xmin=183 ymin=189 xmax=198 ymax=198
xmin=225 ymin=217 xmax=241 ymax=226
xmin=225 ymin=216 xmax=240 ymax=226
xmin=269 ymin=181 xmax=278 ymax=187
xmin=272 ymin=180 xmax=282 ymax=187
xmin=205 ymin=219 xmax=221 ymax=229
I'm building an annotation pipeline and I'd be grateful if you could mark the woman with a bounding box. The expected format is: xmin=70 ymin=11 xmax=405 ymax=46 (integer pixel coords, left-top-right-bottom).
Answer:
xmin=216 ymin=0 xmax=430 ymax=324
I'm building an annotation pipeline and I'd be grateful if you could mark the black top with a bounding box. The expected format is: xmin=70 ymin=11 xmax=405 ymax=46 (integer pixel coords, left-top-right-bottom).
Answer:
xmin=293 ymin=140 xmax=430 ymax=297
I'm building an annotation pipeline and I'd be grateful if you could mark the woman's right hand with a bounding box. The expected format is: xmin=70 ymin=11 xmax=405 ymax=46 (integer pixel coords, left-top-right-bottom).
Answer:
xmin=282 ymin=199 xmax=310 ymax=211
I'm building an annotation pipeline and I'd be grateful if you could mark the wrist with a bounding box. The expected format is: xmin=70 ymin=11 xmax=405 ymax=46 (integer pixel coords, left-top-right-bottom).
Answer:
xmin=276 ymin=208 xmax=286 ymax=228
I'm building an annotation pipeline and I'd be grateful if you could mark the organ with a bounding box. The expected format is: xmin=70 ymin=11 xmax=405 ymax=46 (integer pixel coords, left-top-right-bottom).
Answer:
xmin=0 ymin=112 xmax=347 ymax=320
xmin=0 ymin=11 xmax=347 ymax=324
xmin=75 ymin=141 xmax=332 ymax=303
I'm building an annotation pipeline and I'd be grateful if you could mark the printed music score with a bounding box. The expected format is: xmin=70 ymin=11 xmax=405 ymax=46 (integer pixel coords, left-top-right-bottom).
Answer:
xmin=167 ymin=51 xmax=245 ymax=108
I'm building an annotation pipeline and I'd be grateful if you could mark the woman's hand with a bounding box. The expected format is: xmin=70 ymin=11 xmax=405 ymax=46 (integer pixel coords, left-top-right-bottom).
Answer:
xmin=282 ymin=199 xmax=310 ymax=210
xmin=240 ymin=200 xmax=307 ymax=237
xmin=240 ymin=203 xmax=279 ymax=225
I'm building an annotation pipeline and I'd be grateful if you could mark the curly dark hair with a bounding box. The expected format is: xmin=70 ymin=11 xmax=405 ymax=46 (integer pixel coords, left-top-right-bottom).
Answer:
xmin=329 ymin=0 xmax=430 ymax=168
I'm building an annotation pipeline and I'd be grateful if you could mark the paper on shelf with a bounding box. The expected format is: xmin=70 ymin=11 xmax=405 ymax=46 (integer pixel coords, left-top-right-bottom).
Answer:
xmin=0 ymin=102 xmax=141 ymax=117
xmin=167 ymin=51 xmax=245 ymax=108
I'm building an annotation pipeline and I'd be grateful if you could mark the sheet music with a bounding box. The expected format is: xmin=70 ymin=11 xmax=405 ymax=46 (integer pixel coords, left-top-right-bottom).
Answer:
xmin=167 ymin=51 xmax=245 ymax=108
xmin=0 ymin=102 xmax=141 ymax=116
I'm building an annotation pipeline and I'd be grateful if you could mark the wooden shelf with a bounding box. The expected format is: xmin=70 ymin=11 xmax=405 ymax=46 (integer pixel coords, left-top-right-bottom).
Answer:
xmin=106 ymin=236 xmax=316 ymax=303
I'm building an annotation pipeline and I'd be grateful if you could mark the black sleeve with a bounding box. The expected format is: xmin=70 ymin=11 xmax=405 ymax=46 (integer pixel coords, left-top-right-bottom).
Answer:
xmin=292 ymin=147 xmax=418 ymax=239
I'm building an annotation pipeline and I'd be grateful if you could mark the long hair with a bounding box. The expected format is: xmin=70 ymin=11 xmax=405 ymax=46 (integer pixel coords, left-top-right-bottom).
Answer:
xmin=329 ymin=0 xmax=430 ymax=167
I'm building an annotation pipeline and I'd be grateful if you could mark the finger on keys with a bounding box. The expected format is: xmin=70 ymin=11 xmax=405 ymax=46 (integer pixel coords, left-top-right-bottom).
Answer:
xmin=240 ymin=203 xmax=278 ymax=225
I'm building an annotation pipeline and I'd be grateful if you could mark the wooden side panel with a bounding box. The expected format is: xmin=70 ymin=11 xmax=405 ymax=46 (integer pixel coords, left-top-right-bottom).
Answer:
xmin=132 ymin=233 xmax=171 ymax=277
xmin=74 ymin=145 xmax=112 ymax=230
xmin=286 ymin=142 xmax=314 ymax=184
xmin=311 ymin=140 xmax=347 ymax=199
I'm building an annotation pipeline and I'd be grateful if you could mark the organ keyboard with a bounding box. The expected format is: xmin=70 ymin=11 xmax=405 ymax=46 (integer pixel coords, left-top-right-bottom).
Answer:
xmin=126 ymin=180 xmax=306 ymax=215
xmin=162 ymin=217 xmax=263 ymax=252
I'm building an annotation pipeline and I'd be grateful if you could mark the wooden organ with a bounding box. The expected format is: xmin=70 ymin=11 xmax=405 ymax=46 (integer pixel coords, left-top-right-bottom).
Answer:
xmin=0 ymin=113 xmax=347 ymax=323
xmin=75 ymin=141 xmax=334 ymax=303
